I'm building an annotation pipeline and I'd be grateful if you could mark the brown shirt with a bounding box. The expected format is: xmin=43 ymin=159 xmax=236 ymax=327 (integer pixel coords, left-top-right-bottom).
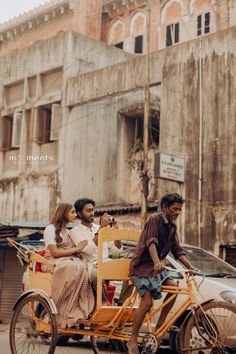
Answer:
xmin=129 ymin=212 xmax=185 ymax=277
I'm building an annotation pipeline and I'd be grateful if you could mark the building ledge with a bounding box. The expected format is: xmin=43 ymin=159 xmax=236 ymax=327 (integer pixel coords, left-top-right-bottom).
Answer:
xmin=94 ymin=202 xmax=158 ymax=216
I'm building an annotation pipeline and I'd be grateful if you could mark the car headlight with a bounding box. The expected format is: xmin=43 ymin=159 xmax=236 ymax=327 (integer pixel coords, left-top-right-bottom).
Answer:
xmin=220 ymin=291 xmax=236 ymax=305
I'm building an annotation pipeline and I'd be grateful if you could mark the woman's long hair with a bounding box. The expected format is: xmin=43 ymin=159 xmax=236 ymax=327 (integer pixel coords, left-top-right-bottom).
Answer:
xmin=50 ymin=203 xmax=73 ymax=244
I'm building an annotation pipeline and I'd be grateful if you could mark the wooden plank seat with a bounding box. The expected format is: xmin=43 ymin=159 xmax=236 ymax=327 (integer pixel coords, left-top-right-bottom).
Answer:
xmin=91 ymin=228 xmax=140 ymax=326
xmin=28 ymin=249 xmax=53 ymax=296
xmin=29 ymin=270 xmax=52 ymax=296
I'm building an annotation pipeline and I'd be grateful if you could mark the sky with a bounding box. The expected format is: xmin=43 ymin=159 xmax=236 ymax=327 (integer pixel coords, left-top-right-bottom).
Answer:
xmin=0 ymin=0 xmax=48 ymax=24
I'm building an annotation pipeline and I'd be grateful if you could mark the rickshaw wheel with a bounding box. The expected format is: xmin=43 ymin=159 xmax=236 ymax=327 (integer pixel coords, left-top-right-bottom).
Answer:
xmin=10 ymin=294 xmax=57 ymax=354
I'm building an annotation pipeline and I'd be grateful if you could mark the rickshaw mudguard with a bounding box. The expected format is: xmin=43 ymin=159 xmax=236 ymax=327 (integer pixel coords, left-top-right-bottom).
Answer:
xmin=178 ymin=298 xmax=214 ymax=350
xmin=13 ymin=289 xmax=58 ymax=314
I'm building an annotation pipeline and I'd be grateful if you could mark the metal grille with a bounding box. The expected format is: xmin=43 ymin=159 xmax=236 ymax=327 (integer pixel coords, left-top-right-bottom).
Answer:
xmin=0 ymin=248 xmax=25 ymax=323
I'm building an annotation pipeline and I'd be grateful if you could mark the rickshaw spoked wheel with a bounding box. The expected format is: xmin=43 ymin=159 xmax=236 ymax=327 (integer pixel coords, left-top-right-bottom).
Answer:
xmin=9 ymin=294 xmax=57 ymax=354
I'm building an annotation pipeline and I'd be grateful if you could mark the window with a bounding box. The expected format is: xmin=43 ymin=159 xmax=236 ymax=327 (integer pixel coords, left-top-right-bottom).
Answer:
xmin=34 ymin=107 xmax=51 ymax=144
xmin=125 ymin=109 xmax=160 ymax=150
xmin=50 ymin=104 xmax=62 ymax=141
xmin=33 ymin=104 xmax=61 ymax=144
xmin=166 ymin=23 xmax=179 ymax=47
xmin=134 ymin=35 xmax=143 ymax=54
xmin=114 ymin=42 xmax=123 ymax=49
xmin=12 ymin=112 xmax=22 ymax=148
xmin=0 ymin=116 xmax=12 ymax=151
xmin=0 ymin=112 xmax=22 ymax=151
xmin=197 ymin=12 xmax=210 ymax=36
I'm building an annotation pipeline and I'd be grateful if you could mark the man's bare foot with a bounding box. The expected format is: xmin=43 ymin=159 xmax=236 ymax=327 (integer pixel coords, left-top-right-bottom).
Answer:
xmin=127 ymin=340 xmax=139 ymax=354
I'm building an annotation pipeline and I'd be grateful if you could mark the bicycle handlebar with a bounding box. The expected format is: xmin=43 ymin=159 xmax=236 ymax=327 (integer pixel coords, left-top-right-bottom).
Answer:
xmin=164 ymin=266 xmax=203 ymax=276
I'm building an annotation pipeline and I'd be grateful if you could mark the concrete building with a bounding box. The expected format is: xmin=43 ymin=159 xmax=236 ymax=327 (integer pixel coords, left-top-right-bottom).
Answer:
xmin=0 ymin=0 xmax=235 ymax=253
xmin=0 ymin=0 xmax=236 ymax=323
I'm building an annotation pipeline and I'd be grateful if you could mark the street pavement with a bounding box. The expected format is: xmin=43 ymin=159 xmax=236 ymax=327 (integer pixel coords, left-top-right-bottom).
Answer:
xmin=0 ymin=326 xmax=92 ymax=354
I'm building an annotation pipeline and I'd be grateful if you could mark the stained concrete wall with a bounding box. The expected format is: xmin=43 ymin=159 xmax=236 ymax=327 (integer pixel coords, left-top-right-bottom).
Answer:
xmin=66 ymin=26 xmax=236 ymax=251
xmin=0 ymin=31 xmax=132 ymax=222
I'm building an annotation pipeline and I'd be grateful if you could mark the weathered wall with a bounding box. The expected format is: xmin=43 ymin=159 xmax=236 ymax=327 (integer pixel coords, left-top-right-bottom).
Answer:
xmin=158 ymin=29 xmax=236 ymax=250
xmin=0 ymin=30 xmax=131 ymax=222
xmin=0 ymin=173 xmax=59 ymax=222
xmin=66 ymin=26 xmax=236 ymax=251
xmin=0 ymin=33 xmax=66 ymax=222
xmin=63 ymin=85 xmax=160 ymax=206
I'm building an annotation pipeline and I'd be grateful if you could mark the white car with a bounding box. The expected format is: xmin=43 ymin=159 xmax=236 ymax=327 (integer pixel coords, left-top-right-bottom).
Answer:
xmin=167 ymin=243 xmax=236 ymax=304
xmin=151 ymin=244 xmax=236 ymax=340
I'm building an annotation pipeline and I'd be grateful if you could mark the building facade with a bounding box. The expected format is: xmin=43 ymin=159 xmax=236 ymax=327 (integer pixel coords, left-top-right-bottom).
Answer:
xmin=0 ymin=0 xmax=235 ymax=257
xmin=102 ymin=0 xmax=236 ymax=53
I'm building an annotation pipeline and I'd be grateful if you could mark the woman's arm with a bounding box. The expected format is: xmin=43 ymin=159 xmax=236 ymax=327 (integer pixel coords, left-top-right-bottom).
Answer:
xmin=48 ymin=240 xmax=87 ymax=258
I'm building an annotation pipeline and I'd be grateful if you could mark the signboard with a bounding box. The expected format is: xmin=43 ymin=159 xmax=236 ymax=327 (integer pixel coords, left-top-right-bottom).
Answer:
xmin=154 ymin=152 xmax=185 ymax=182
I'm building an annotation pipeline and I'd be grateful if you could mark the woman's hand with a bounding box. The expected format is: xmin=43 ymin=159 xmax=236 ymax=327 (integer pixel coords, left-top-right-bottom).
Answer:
xmin=76 ymin=240 xmax=88 ymax=252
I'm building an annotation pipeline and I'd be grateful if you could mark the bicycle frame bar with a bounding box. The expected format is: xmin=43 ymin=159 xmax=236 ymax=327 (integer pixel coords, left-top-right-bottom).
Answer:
xmin=143 ymin=275 xmax=197 ymax=340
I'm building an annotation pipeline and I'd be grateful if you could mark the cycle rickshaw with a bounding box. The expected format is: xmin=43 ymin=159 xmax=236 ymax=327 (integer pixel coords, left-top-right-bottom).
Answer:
xmin=8 ymin=228 xmax=236 ymax=353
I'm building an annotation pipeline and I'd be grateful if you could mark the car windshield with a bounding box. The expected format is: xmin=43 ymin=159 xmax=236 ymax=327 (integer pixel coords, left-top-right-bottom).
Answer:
xmin=20 ymin=240 xmax=44 ymax=252
xmin=172 ymin=246 xmax=236 ymax=277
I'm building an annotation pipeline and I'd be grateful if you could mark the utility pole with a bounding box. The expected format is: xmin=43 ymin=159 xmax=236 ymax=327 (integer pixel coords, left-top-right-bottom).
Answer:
xmin=197 ymin=39 xmax=203 ymax=248
xmin=140 ymin=0 xmax=151 ymax=228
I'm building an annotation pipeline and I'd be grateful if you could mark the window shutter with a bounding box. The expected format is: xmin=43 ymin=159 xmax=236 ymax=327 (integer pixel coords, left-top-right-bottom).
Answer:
xmin=205 ymin=12 xmax=210 ymax=34
xmin=166 ymin=25 xmax=172 ymax=47
xmin=11 ymin=112 xmax=22 ymax=148
xmin=197 ymin=15 xmax=202 ymax=36
xmin=32 ymin=108 xmax=40 ymax=143
xmin=0 ymin=116 xmax=12 ymax=151
xmin=174 ymin=23 xmax=179 ymax=43
xmin=33 ymin=108 xmax=45 ymax=144
xmin=134 ymin=35 xmax=143 ymax=54
xmin=33 ymin=108 xmax=51 ymax=144
xmin=50 ymin=104 xmax=62 ymax=141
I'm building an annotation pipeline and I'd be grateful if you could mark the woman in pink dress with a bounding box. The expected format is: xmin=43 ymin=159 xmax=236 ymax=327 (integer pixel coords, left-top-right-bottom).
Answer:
xmin=42 ymin=203 xmax=95 ymax=328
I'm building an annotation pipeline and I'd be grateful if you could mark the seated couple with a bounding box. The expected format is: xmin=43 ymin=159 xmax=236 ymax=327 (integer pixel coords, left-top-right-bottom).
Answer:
xmin=41 ymin=198 xmax=122 ymax=329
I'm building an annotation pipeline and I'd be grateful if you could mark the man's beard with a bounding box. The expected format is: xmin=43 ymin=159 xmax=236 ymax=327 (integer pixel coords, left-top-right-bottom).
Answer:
xmin=81 ymin=215 xmax=94 ymax=224
xmin=167 ymin=214 xmax=177 ymax=224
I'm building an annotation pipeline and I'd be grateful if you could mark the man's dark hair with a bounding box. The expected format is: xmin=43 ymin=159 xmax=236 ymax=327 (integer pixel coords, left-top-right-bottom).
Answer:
xmin=74 ymin=198 xmax=95 ymax=212
xmin=160 ymin=193 xmax=184 ymax=209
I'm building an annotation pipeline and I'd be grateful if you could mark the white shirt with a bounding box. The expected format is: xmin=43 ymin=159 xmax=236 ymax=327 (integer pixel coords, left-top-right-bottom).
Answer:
xmin=69 ymin=222 xmax=98 ymax=263
xmin=44 ymin=224 xmax=70 ymax=248
xmin=69 ymin=221 xmax=122 ymax=262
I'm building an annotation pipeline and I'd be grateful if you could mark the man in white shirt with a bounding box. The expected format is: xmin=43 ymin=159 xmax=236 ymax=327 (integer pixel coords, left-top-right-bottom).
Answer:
xmin=69 ymin=198 xmax=122 ymax=303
